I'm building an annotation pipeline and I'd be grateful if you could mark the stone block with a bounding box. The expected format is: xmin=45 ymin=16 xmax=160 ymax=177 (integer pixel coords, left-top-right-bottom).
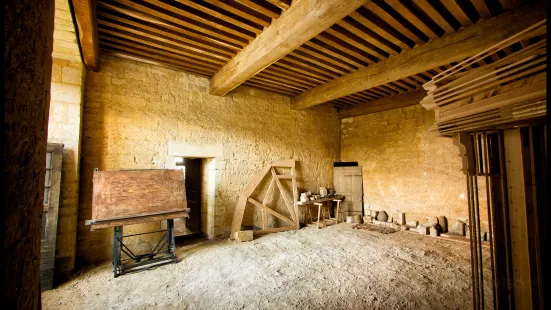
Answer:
xmin=376 ymin=211 xmax=388 ymax=221
xmin=417 ymin=225 xmax=429 ymax=235
xmin=406 ymin=220 xmax=418 ymax=228
xmin=62 ymin=65 xmax=83 ymax=85
xmin=233 ymin=230 xmax=253 ymax=242
xmin=373 ymin=220 xmax=381 ymax=225
xmin=448 ymin=221 xmax=465 ymax=236
xmin=430 ymin=226 xmax=439 ymax=237
xmin=397 ymin=213 xmax=406 ymax=225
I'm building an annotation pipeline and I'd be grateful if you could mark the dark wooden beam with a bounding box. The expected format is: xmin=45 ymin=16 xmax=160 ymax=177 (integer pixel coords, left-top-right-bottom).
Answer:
xmin=291 ymin=1 xmax=546 ymax=110
xmin=337 ymin=89 xmax=425 ymax=119
xmin=209 ymin=0 xmax=368 ymax=96
xmin=71 ymin=0 xmax=99 ymax=71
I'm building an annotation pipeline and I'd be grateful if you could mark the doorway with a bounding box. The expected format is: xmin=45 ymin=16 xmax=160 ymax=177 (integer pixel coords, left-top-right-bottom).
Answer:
xmin=174 ymin=157 xmax=203 ymax=236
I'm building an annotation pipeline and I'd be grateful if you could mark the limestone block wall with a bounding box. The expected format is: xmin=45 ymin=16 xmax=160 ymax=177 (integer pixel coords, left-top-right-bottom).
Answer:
xmin=77 ymin=55 xmax=340 ymax=265
xmin=47 ymin=58 xmax=86 ymax=282
xmin=3 ymin=1 xmax=54 ymax=308
xmin=341 ymin=105 xmax=471 ymax=227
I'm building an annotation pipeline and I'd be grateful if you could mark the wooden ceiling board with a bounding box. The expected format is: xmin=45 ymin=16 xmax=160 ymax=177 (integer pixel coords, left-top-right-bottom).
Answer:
xmin=95 ymin=0 xmax=534 ymax=108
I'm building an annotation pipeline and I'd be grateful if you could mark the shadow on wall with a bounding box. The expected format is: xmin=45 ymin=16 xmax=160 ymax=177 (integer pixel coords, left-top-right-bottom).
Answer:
xmin=76 ymin=84 xmax=107 ymax=268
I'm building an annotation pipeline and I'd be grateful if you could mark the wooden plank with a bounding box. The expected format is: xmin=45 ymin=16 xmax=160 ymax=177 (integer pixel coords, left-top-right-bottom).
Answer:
xmin=86 ymin=208 xmax=190 ymax=224
xmin=267 ymin=0 xmax=291 ymax=11
xmin=236 ymin=0 xmax=281 ymax=19
xmin=290 ymin=3 xmax=546 ymax=110
xmin=89 ymin=211 xmax=190 ymax=230
xmin=503 ymin=129 xmax=533 ymax=309
xmin=277 ymin=174 xmax=293 ymax=179
xmin=71 ymin=0 xmax=99 ymax=70
xmin=253 ymin=226 xmax=295 ymax=235
xmin=209 ymin=0 xmax=368 ymax=96
xmin=271 ymin=168 xmax=298 ymax=224
xmin=338 ymin=89 xmax=425 ymax=119
xmin=91 ymin=169 xmax=187 ymax=221
xmin=248 ymin=198 xmax=295 ymax=225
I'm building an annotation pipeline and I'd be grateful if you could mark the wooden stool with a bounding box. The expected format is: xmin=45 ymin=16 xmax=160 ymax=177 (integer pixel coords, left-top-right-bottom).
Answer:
xmin=314 ymin=202 xmax=325 ymax=229
xmin=333 ymin=199 xmax=343 ymax=224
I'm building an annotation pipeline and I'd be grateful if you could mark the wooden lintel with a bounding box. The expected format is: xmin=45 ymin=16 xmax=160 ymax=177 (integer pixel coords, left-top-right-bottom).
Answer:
xmin=71 ymin=0 xmax=99 ymax=71
xmin=209 ymin=0 xmax=367 ymax=96
xmin=338 ymin=90 xmax=425 ymax=119
xmin=291 ymin=2 xmax=546 ymax=110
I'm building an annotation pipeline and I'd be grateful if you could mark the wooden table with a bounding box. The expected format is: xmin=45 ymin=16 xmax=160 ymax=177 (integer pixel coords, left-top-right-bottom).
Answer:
xmin=297 ymin=196 xmax=344 ymax=228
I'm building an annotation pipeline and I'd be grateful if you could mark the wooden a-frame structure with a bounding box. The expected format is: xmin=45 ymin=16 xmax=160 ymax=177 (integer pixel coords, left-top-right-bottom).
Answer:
xmin=230 ymin=159 xmax=298 ymax=239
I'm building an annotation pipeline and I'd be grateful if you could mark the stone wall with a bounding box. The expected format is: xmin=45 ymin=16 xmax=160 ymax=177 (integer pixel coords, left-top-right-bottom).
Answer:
xmin=47 ymin=58 xmax=86 ymax=282
xmin=77 ymin=55 xmax=340 ymax=265
xmin=3 ymin=0 xmax=54 ymax=308
xmin=340 ymin=105 xmax=470 ymax=227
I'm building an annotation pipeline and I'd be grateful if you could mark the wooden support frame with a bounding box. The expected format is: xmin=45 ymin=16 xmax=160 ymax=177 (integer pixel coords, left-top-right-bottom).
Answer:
xmin=230 ymin=159 xmax=299 ymax=239
xmin=71 ymin=0 xmax=99 ymax=71
xmin=290 ymin=2 xmax=546 ymax=110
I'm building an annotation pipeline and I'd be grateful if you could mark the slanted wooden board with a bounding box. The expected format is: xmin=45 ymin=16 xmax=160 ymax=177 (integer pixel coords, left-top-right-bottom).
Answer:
xmin=86 ymin=169 xmax=188 ymax=230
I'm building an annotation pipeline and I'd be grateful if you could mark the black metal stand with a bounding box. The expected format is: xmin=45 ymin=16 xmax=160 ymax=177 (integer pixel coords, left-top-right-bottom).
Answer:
xmin=113 ymin=219 xmax=177 ymax=278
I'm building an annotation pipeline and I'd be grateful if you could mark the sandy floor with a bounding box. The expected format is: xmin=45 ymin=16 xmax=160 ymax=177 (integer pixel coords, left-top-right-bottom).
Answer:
xmin=42 ymin=224 xmax=486 ymax=310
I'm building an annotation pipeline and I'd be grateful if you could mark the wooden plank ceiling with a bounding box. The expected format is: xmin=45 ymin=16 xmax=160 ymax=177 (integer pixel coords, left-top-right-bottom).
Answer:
xmin=95 ymin=0 xmax=533 ymax=110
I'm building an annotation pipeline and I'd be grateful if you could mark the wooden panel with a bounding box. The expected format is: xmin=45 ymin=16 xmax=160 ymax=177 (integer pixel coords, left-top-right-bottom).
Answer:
xmin=290 ymin=2 xmax=545 ymax=110
xmin=40 ymin=143 xmax=63 ymax=291
xmin=91 ymin=169 xmax=187 ymax=221
xmin=333 ymin=166 xmax=363 ymax=214
xmin=503 ymin=129 xmax=532 ymax=309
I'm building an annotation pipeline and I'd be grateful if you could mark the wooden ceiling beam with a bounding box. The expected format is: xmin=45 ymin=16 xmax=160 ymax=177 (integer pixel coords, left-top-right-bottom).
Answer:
xmin=209 ymin=0 xmax=368 ymax=96
xmin=175 ymin=0 xmax=263 ymax=34
xmin=97 ymin=23 xmax=225 ymax=66
xmin=202 ymin=0 xmax=271 ymax=26
xmin=236 ymin=0 xmax=281 ymax=19
xmin=295 ymin=46 xmax=354 ymax=72
xmin=363 ymin=2 xmax=424 ymax=46
xmin=100 ymin=47 xmax=215 ymax=76
xmin=338 ymin=89 xmax=425 ymax=119
xmin=289 ymin=50 xmax=350 ymax=75
xmin=267 ymin=0 xmax=291 ymax=11
xmin=414 ymin=0 xmax=455 ymax=34
xmin=100 ymin=50 xmax=211 ymax=77
xmin=304 ymin=40 xmax=365 ymax=68
xmin=71 ymin=0 xmax=99 ymax=71
xmin=143 ymin=0 xmax=255 ymax=41
xmin=97 ymin=1 xmax=241 ymax=52
xmin=96 ymin=16 xmax=232 ymax=61
xmin=112 ymin=0 xmax=247 ymax=48
xmin=99 ymin=35 xmax=221 ymax=71
xmin=291 ymin=2 xmax=545 ymax=110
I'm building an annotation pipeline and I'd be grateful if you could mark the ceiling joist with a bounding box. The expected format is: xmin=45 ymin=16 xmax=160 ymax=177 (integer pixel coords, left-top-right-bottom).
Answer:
xmin=208 ymin=0 xmax=368 ymax=96
xmin=290 ymin=1 xmax=545 ymax=110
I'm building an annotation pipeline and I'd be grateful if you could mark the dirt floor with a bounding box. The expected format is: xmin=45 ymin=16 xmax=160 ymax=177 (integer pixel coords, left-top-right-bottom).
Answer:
xmin=42 ymin=224 xmax=489 ymax=310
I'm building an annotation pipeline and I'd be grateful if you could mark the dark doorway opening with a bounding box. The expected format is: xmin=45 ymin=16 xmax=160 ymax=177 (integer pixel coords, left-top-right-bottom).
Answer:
xmin=174 ymin=157 xmax=203 ymax=237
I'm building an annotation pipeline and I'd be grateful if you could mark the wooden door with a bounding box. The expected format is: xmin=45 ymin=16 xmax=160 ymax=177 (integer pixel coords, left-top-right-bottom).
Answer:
xmin=333 ymin=166 xmax=363 ymax=216
xmin=40 ymin=143 xmax=63 ymax=291
xmin=184 ymin=158 xmax=202 ymax=233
